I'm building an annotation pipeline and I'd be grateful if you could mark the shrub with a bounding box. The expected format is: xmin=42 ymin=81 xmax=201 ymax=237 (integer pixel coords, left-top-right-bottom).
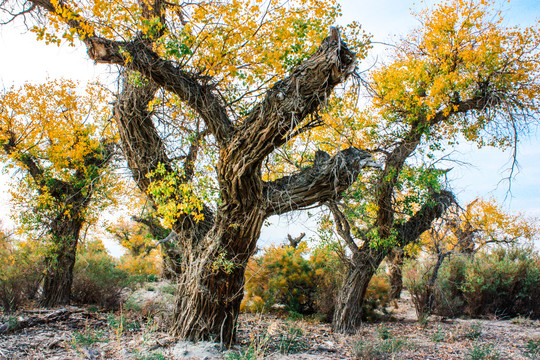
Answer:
xmin=71 ymin=240 xmax=133 ymax=308
xmin=524 ymin=338 xmax=540 ymax=359
xmin=461 ymin=247 xmax=540 ymax=318
xmin=242 ymin=242 xmax=390 ymax=320
xmin=117 ymin=250 xmax=162 ymax=282
xmin=462 ymin=322 xmax=483 ymax=340
xmin=0 ymin=238 xmax=45 ymax=313
xmin=243 ymin=242 xmax=315 ymax=314
xmin=310 ymin=243 xmax=347 ymax=320
xmin=355 ymin=337 xmax=406 ymax=360
xmin=403 ymin=246 xmax=540 ymax=320
xmin=466 ymin=343 xmax=500 ymax=360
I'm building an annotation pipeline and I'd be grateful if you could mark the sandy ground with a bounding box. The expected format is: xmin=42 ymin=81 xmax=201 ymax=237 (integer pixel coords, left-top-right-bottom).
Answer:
xmin=1 ymin=292 xmax=539 ymax=359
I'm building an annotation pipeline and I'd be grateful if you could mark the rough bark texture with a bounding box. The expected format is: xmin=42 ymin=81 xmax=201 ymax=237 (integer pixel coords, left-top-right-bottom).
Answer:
xmin=388 ymin=248 xmax=404 ymax=301
xmin=108 ymin=32 xmax=367 ymax=345
xmin=332 ymin=248 xmax=387 ymax=333
xmin=24 ymin=0 xmax=379 ymax=344
xmin=2 ymin=131 xmax=114 ymax=307
xmin=41 ymin=218 xmax=83 ymax=307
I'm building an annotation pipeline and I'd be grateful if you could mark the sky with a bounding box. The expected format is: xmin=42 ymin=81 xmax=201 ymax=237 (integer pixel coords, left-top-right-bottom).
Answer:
xmin=0 ymin=0 xmax=539 ymax=252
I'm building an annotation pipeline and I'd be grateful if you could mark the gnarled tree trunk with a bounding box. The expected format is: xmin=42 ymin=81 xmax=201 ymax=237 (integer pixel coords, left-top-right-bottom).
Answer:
xmin=329 ymin=190 xmax=454 ymax=334
xmin=41 ymin=215 xmax=83 ymax=307
xmin=108 ymin=29 xmax=372 ymax=345
xmin=332 ymin=248 xmax=387 ymax=333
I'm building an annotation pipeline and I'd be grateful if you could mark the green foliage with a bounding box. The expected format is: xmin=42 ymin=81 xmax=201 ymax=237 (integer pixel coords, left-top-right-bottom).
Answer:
xmin=403 ymin=246 xmax=540 ymax=319
xmin=377 ymin=324 xmax=391 ymax=340
xmin=277 ymin=323 xmax=307 ymax=354
xmin=431 ymin=326 xmax=447 ymax=343
xmin=135 ymin=353 xmax=168 ymax=360
xmin=463 ymin=322 xmax=483 ymax=340
xmin=524 ymin=338 xmax=540 ymax=359
xmin=226 ymin=332 xmax=269 ymax=360
xmin=243 ymin=242 xmax=316 ymax=314
xmin=71 ymin=240 xmax=136 ymax=308
xmin=107 ymin=313 xmax=141 ymax=333
xmin=466 ymin=343 xmax=500 ymax=360
xmin=355 ymin=334 xmax=406 ymax=360
xmin=72 ymin=329 xmax=107 ymax=346
xmin=461 ymin=247 xmax=540 ymax=318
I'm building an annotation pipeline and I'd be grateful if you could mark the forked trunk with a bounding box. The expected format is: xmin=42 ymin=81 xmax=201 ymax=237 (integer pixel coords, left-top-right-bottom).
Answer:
xmin=332 ymin=248 xmax=387 ymax=333
xmin=41 ymin=219 xmax=82 ymax=307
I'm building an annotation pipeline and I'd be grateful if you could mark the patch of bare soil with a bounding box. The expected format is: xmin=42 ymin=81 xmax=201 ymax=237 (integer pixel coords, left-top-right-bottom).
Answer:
xmin=1 ymin=293 xmax=539 ymax=359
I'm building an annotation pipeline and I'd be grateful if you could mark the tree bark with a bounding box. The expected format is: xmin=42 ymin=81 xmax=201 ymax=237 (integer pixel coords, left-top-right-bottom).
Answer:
xmin=388 ymin=248 xmax=405 ymax=300
xmin=332 ymin=248 xmax=387 ymax=333
xmin=24 ymin=0 xmax=371 ymax=343
xmin=330 ymin=190 xmax=454 ymax=334
xmin=41 ymin=216 xmax=83 ymax=307
xmin=415 ymin=251 xmax=451 ymax=320
xmin=108 ymin=32 xmax=365 ymax=345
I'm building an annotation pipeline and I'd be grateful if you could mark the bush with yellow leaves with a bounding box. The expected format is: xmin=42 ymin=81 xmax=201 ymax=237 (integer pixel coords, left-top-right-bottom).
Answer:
xmin=243 ymin=242 xmax=315 ymax=314
xmin=242 ymin=242 xmax=390 ymax=321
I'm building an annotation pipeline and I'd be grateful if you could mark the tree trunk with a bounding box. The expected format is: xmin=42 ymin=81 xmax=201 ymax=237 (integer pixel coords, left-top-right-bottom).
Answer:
xmin=41 ymin=218 xmax=82 ymax=307
xmin=171 ymin=205 xmax=264 ymax=346
xmin=332 ymin=248 xmax=387 ymax=333
xmin=415 ymin=251 xmax=450 ymax=320
xmin=388 ymin=248 xmax=404 ymax=300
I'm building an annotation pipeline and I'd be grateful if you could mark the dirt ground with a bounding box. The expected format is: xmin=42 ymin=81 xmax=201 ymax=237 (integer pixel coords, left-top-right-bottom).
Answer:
xmin=1 ymin=292 xmax=539 ymax=359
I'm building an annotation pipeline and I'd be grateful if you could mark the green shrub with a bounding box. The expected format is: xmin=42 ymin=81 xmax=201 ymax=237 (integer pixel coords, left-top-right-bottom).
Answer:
xmin=404 ymin=246 xmax=540 ymax=320
xmin=0 ymin=238 xmax=45 ymax=313
xmin=355 ymin=337 xmax=406 ymax=360
xmin=243 ymin=242 xmax=316 ymax=314
xmin=71 ymin=240 xmax=134 ymax=308
xmin=277 ymin=323 xmax=307 ymax=354
xmin=462 ymin=322 xmax=483 ymax=340
xmin=466 ymin=343 xmax=500 ymax=360
xmin=431 ymin=326 xmax=447 ymax=342
xmin=524 ymin=338 xmax=540 ymax=359
xmin=461 ymin=247 xmax=540 ymax=318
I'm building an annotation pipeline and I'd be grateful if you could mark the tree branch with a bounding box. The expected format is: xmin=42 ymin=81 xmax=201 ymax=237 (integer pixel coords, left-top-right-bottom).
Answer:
xmin=26 ymin=0 xmax=233 ymax=146
xmin=229 ymin=28 xmax=357 ymax=166
xmin=394 ymin=190 xmax=455 ymax=247
xmin=263 ymin=148 xmax=379 ymax=216
xmin=327 ymin=202 xmax=362 ymax=258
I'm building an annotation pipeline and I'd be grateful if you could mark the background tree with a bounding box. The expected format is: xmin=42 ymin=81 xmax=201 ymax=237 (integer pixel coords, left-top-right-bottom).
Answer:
xmin=0 ymin=80 xmax=117 ymax=306
xmin=408 ymin=198 xmax=539 ymax=320
xmin=1 ymin=0 xmax=376 ymax=344
xmin=320 ymin=0 xmax=540 ymax=333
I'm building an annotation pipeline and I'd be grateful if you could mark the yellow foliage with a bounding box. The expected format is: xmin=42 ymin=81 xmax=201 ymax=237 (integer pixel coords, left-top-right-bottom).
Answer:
xmin=0 ymin=80 xmax=118 ymax=235
xmin=118 ymin=250 xmax=162 ymax=277
xmin=370 ymin=0 xmax=540 ymax=146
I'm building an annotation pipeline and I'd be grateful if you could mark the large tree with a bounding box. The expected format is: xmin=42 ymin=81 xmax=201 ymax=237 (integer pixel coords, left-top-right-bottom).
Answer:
xmin=0 ymin=80 xmax=117 ymax=306
xmin=1 ymin=0 xmax=377 ymax=344
xmin=320 ymin=0 xmax=540 ymax=333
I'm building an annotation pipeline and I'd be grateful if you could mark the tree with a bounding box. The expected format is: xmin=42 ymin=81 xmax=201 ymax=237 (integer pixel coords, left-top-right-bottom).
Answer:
xmin=324 ymin=0 xmax=540 ymax=333
xmin=1 ymin=0 xmax=376 ymax=344
xmin=0 ymin=80 xmax=117 ymax=306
